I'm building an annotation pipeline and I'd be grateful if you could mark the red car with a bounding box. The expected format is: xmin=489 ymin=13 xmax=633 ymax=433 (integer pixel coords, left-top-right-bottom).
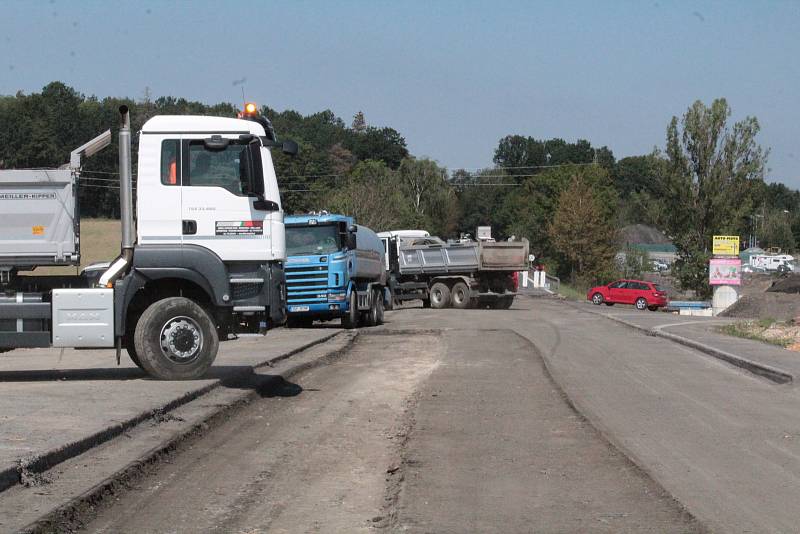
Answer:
xmin=587 ymin=279 xmax=668 ymax=311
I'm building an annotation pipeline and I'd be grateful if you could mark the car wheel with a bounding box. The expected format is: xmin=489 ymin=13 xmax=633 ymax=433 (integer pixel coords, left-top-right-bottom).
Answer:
xmin=635 ymin=297 xmax=648 ymax=311
xmin=591 ymin=292 xmax=604 ymax=305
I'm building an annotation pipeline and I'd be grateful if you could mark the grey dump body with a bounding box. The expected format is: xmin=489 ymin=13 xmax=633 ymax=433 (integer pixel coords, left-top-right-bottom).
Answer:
xmin=384 ymin=232 xmax=530 ymax=309
xmin=397 ymin=239 xmax=529 ymax=275
xmin=0 ymin=169 xmax=79 ymax=268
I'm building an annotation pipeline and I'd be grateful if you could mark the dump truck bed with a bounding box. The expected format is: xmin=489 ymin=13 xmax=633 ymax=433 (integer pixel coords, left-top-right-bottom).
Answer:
xmin=0 ymin=169 xmax=79 ymax=268
xmin=397 ymin=239 xmax=528 ymax=275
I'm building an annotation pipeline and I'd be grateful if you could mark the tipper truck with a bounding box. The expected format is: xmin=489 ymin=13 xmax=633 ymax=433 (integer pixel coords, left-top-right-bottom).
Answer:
xmin=284 ymin=213 xmax=386 ymax=328
xmin=0 ymin=104 xmax=297 ymax=380
xmin=379 ymin=228 xmax=529 ymax=309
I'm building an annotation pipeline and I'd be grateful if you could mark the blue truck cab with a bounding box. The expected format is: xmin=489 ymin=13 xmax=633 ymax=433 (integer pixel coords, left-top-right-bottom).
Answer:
xmin=284 ymin=213 xmax=386 ymax=328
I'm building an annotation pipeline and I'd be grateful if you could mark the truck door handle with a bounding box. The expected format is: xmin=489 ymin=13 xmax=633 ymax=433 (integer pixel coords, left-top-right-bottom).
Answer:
xmin=182 ymin=220 xmax=197 ymax=235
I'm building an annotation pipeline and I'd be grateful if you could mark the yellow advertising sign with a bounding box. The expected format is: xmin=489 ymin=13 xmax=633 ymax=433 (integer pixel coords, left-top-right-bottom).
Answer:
xmin=712 ymin=235 xmax=739 ymax=256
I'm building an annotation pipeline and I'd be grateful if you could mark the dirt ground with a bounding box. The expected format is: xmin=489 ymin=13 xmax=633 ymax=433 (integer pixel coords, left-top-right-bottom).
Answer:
xmin=721 ymin=273 xmax=800 ymax=322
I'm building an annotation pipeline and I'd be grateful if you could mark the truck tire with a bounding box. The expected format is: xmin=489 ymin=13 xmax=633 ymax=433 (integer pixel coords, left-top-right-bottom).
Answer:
xmin=384 ymin=288 xmax=395 ymax=311
xmin=365 ymin=291 xmax=379 ymax=327
xmin=125 ymin=318 xmax=144 ymax=370
xmin=451 ymin=282 xmax=470 ymax=309
xmin=342 ymin=291 xmax=359 ymax=329
xmin=376 ymin=291 xmax=385 ymax=325
xmin=133 ymin=297 xmax=219 ymax=380
xmin=496 ymin=296 xmax=514 ymax=309
xmin=430 ymin=282 xmax=451 ymax=309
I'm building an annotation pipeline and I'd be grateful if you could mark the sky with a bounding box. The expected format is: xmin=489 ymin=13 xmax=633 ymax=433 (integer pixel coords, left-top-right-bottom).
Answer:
xmin=2 ymin=0 xmax=799 ymax=186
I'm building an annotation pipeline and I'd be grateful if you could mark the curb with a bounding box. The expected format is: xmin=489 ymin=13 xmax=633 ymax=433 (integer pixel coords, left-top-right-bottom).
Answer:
xmin=0 ymin=331 xmax=342 ymax=495
xmin=18 ymin=330 xmax=359 ymax=534
xmin=566 ymin=302 xmax=793 ymax=385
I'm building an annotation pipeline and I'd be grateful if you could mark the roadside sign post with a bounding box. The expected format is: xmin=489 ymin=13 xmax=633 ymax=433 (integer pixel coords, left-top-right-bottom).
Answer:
xmin=711 ymin=235 xmax=741 ymax=316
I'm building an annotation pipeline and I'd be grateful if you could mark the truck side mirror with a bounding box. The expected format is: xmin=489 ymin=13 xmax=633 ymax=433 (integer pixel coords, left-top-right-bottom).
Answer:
xmin=282 ymin=139 xmax=298 ymax=156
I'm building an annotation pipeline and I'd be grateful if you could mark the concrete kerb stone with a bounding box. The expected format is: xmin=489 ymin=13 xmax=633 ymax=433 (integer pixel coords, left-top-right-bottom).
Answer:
xmin=18 ymin=330 xmax=360 ymax=534
xmin=564 ymin=301 xmax=793 ymax=385
xmin=0 ymin=331 xmax=343 ymax=495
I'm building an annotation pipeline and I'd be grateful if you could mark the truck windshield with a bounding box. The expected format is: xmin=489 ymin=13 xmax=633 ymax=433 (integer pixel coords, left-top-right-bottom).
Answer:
xmin=286 ymin=224 xmax=342 ymax=256
xmin=186 ymin=140 xmax=261 ymax=197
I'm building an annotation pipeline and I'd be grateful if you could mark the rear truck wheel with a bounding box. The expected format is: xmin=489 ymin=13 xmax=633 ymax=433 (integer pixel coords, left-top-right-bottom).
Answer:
xmin=133 ymin=297 xmax=219 ymax=380
xmin=635 ymin=297 xmax=648 ymax=311
xmin=341 ymin=290 xmax=359 ymax=329
xmin=647 ymin=305 xmax=658 ymax=312
xmin=376 ymin=291 xmax=385 ymax=325
xmin=430 ymin=282 xmax=451 ymax=309
xmin=591 ymin=292 xmax=604 ymax=305
xmin=497 ymin=296 xmax=514 ymax=309
xmin=384 ymin=288 xmax=394 ymax=311
xmin=365 ymin=292 xmax=379 ymax=327
xmin=451 ymin=282 xmax=471 ymax=309
xmin=286 ymin=316 xmax=314 ymax=328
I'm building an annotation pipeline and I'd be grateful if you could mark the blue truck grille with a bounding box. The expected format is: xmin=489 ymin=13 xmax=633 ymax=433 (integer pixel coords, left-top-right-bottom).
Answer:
xmin=285 ymin=264 xmax=329 ymax=304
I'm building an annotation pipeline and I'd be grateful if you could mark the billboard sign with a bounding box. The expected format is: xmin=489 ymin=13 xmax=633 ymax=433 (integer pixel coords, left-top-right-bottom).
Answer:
xmin=709 ymin=258 xmax=741 ymax=285
xmin=712 ymin=235 xmax=740 ymax=256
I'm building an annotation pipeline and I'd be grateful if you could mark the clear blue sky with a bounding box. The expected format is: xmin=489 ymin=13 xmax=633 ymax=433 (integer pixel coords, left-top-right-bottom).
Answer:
xmin=2 ymin=0 xmax=799 ymax=186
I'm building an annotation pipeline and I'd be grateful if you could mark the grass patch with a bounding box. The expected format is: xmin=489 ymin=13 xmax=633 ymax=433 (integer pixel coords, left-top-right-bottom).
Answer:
xmin=32 ymin=219 xmax=121 ymax=275
xmin=717 ymin=321 xmax=793 ymax=348
xmin=558 ymin=283 xmax=587 ymax=302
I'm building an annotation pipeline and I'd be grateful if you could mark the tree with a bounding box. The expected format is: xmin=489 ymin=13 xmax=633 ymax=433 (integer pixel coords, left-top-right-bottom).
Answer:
xmin=663 ymin=98 xmax=767 ymax=295
xmin=351 ymin=111 xmax=366 ymax=133
xmin=323 ymin=160 xmax=408 ymax=231
xmin=548 ymin=174 xmax=619 ymax=285
xmin=397 ymin=158 xmax=458 ymax=236
xmin=760 ymin=209 xmax=795 ymax=251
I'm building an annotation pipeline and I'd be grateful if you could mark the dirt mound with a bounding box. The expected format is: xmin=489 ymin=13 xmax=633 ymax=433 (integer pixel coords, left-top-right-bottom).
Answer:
xmin=619 ymin=224 xmax=671 ymax=245
xmin=720 ymin=292 xmax=800 ymax=321
xmin=767 ymin=275 xmax=800 ymax=294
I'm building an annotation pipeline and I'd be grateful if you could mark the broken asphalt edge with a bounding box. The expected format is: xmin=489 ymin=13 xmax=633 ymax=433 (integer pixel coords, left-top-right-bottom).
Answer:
xmin=0 ymin=330 xmax=344 ymax=496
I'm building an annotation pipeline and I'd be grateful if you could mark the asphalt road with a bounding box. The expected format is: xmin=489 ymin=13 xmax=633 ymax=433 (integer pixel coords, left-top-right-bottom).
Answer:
xmin=77 ymin=304 xmax=701 ymax=534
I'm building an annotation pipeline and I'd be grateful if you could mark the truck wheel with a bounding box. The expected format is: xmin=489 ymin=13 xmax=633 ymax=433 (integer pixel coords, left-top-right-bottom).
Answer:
xmin=341 ymin=291 xmax=359 ymax=329
xmin=430 ymin=282 xmax=451 ymax=309
xmin=384 ymin=288 xmax=394 ymax=311
xmin=451 ymin=282 xmax=470 ymax=309
xmin=376 ymin=291 xmax=385 ymax=325
xmin=365 ymin=291 xmax=379 ymax=327
xmin=133 ymin=297 xmax=219 ymax=380
xmin=496 ymin=296 xmax=514 ymax=309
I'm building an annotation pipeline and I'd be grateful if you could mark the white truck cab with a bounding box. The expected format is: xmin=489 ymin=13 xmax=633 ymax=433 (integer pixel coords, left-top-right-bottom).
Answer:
xmin=137 ymin=115 xmax=284 ymax=262
xmin=0 ymin=105 xmax=297 ymax=380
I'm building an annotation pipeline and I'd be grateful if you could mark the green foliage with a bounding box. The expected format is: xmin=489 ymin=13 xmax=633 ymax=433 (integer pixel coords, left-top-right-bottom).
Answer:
xmin=662 ymin=98 xmax=767 ymax=296
xmin=548 ymin=173 xmax=619 ymax=285
xmin=621 ymin=246 xmax=650 ymax=278
xmin=760 ymin=209 xmax=795 ymax=251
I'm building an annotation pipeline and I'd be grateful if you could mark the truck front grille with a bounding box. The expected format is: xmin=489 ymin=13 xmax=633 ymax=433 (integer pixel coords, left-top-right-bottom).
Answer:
xmin=285 ymin=264 xmax=329 ymax=304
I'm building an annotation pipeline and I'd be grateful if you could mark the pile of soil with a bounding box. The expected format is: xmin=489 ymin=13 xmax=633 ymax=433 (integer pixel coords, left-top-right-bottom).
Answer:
xmin=767 ymin=274 xmax=800 ymax=294
xmin=619 ymin=224 xmax=672 ymax=245
xmin=720 ymin=292 xmax=800 ymax=321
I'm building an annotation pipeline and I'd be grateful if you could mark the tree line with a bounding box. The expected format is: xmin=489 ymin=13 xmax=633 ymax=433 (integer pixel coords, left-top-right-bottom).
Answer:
xmin=1 ymin=82 xmax=796 ymax=295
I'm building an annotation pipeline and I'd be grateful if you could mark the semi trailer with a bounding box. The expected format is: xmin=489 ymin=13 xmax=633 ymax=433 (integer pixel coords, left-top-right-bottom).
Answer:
xmin=284 ymin=213 xmax=386 ymax=328
xmin=379 ymin=229 xmax=529 ymax=309
xmin=0 ymin=104 xmax=297 ymax=380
